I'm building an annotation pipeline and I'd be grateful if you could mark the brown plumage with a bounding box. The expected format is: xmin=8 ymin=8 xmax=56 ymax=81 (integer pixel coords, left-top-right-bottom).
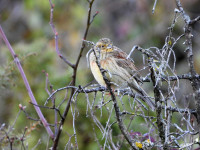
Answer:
xmin=89 ymin=38 xmax=155 ymax=110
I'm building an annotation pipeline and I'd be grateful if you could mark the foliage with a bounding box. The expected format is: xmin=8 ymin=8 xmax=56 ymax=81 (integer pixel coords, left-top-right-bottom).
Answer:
xmin=0 ymin=0 xmax=200 ymax=149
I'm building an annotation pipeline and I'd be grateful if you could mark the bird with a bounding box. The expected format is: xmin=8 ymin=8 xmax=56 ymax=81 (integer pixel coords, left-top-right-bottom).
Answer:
xmin=89 ymin=38 xmax=155 ymax=110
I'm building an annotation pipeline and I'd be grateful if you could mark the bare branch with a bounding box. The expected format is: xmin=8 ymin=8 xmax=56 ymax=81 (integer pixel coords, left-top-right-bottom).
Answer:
xmin=51 ymin=0 xmax=97 ymax=148
xmin=152 ymin=0 xmax=158 ymax=14
xmin=176 ymin=0 xmax=200 ymax=124
xmin=48 ymin=0 xmax=75 ymax=68
xmin=0 ymin=25 xmax=54 ymax=139
xmin=91 ymin=48 xmax=138 ymax=149
xmin=189 ymin=16 xmax=200 ymax=25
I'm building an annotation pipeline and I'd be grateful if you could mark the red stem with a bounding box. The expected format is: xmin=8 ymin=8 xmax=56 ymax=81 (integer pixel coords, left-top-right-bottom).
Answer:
xmin=0 ymin=25 xmax=54 ymax=139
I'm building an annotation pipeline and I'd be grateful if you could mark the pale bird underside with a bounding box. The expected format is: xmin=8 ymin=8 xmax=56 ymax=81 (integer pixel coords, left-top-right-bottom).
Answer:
xmin=89 ymin=38 xmax=155 ymax=110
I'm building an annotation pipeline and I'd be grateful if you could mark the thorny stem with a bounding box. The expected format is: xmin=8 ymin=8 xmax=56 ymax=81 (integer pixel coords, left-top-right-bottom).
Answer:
xmin=0 ymin=25 xmax=54 ymax=139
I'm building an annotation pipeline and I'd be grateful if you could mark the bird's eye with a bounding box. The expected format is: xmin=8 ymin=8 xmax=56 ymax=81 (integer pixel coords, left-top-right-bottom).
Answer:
xmin=102 ymin=45 xmax=104 ymax=48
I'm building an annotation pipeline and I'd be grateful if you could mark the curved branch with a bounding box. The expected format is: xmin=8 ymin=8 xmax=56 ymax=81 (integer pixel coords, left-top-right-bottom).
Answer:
xmin=0 ymin=25 xmax=54 ymax=139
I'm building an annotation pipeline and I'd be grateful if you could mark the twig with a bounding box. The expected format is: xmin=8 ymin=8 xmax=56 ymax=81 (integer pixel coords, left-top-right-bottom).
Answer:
xmin=45 ymin=84 xmax=196 ymax=115
xmin=189 ymin=16 xmax=200 ymax=25
xmin=175 ymin=0 xmax=200 ymax=124
xmin=32 ymin=139 xmax=41 ymax=150
xmin=143 ymin=74 xmax=200 ymax=82
xmin=48 ymin=0 xmax=75 ymax=68
xmin=43 ymin=71 xmax=58 ymax=135
xmin=152 ymin=0 xmax=158 ymax=14
xmin=30 ymin=102 xmax=64 ymax=120
xmin=20 ymin=126 xmax=28 ymax=150
xmin=45 ymin=86 xmax=78 ymax=105
xmin=148 ymin=56 xmax=168 ymax=149
xmin=51 ymin=0 xmax=96 ymax=148
xmin=0 ymin=25 xmax=54 ymax=139
xmin=2 ymin=129 xmax=13 ymax=150
xmin=92 ymin=48 xmax=138 ymax=149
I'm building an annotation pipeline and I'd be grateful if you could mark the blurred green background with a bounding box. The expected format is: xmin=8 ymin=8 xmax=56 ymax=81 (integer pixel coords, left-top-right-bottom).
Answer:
xmin=0 ymin=0 xmax=200 ymax=149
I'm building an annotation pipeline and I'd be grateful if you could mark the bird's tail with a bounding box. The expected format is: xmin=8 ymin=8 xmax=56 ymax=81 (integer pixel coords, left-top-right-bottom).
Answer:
xmin=129 ymin=82 xmax=155 ymax=110
xmin=137 ymin=88 xmax=155 ymax=111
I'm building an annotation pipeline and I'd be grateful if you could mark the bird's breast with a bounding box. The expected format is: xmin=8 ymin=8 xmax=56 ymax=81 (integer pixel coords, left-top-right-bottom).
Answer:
xmin=90 ymin=60 xmax=106 ymax=87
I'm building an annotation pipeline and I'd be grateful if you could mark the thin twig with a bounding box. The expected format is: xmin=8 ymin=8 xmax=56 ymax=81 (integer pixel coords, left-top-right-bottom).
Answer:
xmin=189 ymin=16 xmax=200 ymax=25
xmin=92 ymin=47 xmax=138 ymax=149
xmin=49 ymin=0 xmax=75 ymax=68
xmin=176 ymin=0 xmax=200 ymax=124
xmin=51 ymin=0 xmax=96 ymax=148
xmin=152 ymin=0 xmax=158 ymax=14
xmin=0 ymin=25 xmax=54 ymax=139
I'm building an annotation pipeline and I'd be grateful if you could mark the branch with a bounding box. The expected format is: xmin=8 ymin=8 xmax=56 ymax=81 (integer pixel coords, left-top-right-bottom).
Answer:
xmin=189 ymin=16 xmax=200 ymax=25
xmin=142 ymin=74 xmax=200 ymax=82
xmin=74 ymin=0 xmax=96 ymax=68
xmin=49 ymin=0 xmax=75 ymax=68
xmin=0 ymin=25 xmax=54 ymax=139
xmin=45 ymin=85 xmax=196 ymax=116
xmin=51 ymin=0 xmax=97 ymax=148
xmin=152 ymin=0 xmax=158 ymax=14
xmin=91 ymin=48 xmax=138 ymax=149
xmin=176 ymin=0 xmax=200 ymax=124
xmin=149 ymin=57 xmax=168 ymax=149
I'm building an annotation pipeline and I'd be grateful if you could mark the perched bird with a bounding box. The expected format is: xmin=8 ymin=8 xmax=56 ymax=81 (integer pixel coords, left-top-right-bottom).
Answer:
xmin=89 ymin=38 xmax=155 ymax=110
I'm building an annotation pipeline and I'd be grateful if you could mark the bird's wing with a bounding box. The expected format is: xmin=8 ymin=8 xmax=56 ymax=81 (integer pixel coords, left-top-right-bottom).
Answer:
xmin=112 ymin=46 xmax=142 ymax=83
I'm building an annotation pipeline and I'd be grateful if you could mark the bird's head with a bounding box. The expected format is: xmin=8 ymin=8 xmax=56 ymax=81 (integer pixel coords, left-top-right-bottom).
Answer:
xmin=95 ymin=38 xmax=113 ymax=52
